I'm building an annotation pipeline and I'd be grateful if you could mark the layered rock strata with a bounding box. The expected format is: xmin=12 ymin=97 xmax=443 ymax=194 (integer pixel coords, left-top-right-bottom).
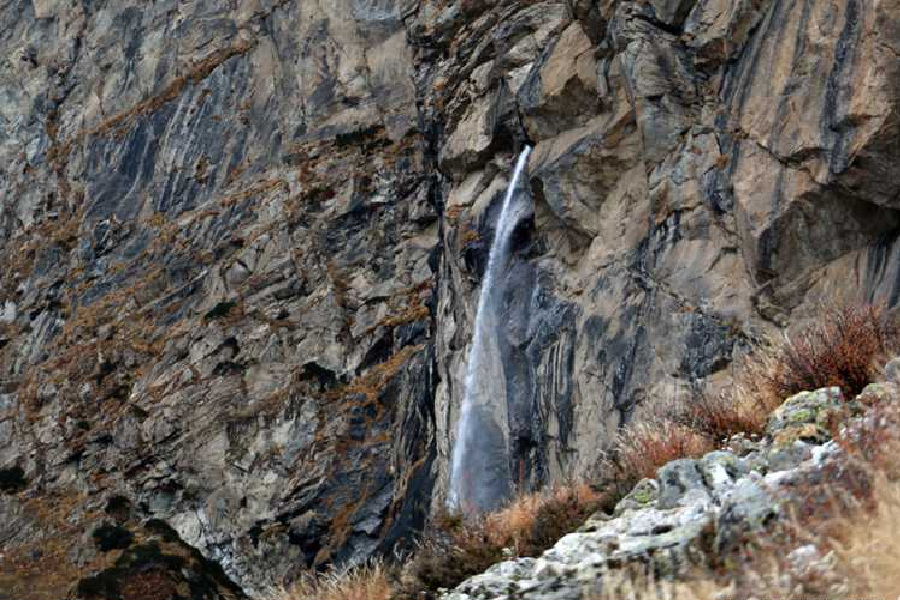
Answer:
xmin=1 ymin=0 xmax=899 ymax=595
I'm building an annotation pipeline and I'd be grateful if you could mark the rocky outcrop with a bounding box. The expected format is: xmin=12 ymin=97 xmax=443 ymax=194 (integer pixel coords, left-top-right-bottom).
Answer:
xmin=438 ymin=383 xmax=890 ymax=600
xmin=1 ymin=0 xmax=900 ymax=596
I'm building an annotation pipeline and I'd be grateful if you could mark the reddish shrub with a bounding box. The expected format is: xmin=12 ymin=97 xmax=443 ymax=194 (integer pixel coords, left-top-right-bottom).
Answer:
xmin=677 ymin=390 xmax=770 ymax=440
xmin=397 ymin=485 xmax=607 ymax=600
xmin=748 ymin=303 xmax=900 ymax=407
xmin=601 ymin=420 xmax=716 ymax=490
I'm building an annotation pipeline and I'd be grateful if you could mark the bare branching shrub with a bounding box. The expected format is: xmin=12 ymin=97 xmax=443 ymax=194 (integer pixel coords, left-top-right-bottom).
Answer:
xmin=670 ymin=303 xmax=900 ymax=443
xmin=747 ymin=303 xmax=900 ymax=408
xmin=676 ymin=388 xmax=770 ymax=440
xmin=598 ymin=420 xmax=716 ymax=495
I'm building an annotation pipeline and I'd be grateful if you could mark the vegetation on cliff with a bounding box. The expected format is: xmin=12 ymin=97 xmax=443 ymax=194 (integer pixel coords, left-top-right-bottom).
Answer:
xmin=275 ymin=303 xmax=900 ymax=600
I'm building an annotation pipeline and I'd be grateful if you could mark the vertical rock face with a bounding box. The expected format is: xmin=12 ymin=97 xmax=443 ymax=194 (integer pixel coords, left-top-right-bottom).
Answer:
xmin=1 ymin=1 xmax=437 ymax=594
xmin=421 ymin=0 xmax=900 ymax=504
xmin=0 ymin=0 xmax=899 ymax=595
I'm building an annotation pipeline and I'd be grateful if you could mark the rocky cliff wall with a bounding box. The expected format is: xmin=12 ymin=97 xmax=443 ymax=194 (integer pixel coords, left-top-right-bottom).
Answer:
xmin=1 ymin=0 xmax=899 ymax=596
xmin=421 ymin=0 xmax=900 ymax=504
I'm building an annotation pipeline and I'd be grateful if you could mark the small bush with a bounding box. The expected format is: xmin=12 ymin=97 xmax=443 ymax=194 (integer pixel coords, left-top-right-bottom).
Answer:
xmin=747 ymin=303 xmax=900 ymax=408
xmin=669 ymin=303 xmax=900 ymax=445
xmin=397 ymin=484 xmax=606 ymax=599
xmin=593 ymin=396 xmax=900 ymax=600
xmin=676 ymin=388 xmax=769 ymax=440
xmin=602 ymin=420 xmax=716 ymax=488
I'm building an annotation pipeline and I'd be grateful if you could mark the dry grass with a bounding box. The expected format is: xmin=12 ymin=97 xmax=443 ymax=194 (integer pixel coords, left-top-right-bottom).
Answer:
xmin=601 ymin=420 xmax=716 ymax=488
xmin=274 ymin=561 xmax=393 ymax=600
xmin=481 ymin=484 xmax=604 ymax=552
xmin=665 ymin=303 xmax=900 ymax=443
xmin=834 ymin=476 xmax=900 ymax=599
xmin=674 ymin=387 xmax=770 ymax=440
xmin=595 ymin=394 xmax=900 ymax=600
xmin=590 ymin=474 xmax=900 ymax=600
xmin=397 ymin=484 xmax=607 ymax=600
xmin=269 ymin=487 xmax=606 ymax=600
xmin=270 ymin=303 xmax=900 ymax=600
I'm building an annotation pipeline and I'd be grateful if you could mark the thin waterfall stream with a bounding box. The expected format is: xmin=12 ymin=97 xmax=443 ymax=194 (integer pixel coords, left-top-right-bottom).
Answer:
xmin=449 ymin=147 xmax=532 ymax=513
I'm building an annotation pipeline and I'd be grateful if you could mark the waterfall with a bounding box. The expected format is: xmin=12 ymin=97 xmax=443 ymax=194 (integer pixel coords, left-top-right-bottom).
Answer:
xmin=449 ymin=147 xmax=532 ymax=513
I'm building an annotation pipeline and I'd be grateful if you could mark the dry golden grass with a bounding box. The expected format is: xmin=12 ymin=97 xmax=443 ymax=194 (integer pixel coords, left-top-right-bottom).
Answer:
xmin=834 ymin=476 xmax=900 ymax=599
xmin=396 ymin=484 xmax=607 ymax=599
xmin=274 ymin=561 xmax=393 ymax=600
xmin=480 ymin=484 xmax=603 ymax=551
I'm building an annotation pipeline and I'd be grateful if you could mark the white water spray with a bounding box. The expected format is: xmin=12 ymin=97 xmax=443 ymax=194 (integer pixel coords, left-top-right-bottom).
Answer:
xmin=449 ymin=147 xmax=532 ymax=513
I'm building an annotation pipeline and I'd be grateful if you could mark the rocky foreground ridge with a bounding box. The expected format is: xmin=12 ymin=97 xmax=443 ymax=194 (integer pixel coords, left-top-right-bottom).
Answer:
xmin=2 ymin=0 xmax=900 ymax=596
xmin=439 ymin=376 xmax=899 ymax=600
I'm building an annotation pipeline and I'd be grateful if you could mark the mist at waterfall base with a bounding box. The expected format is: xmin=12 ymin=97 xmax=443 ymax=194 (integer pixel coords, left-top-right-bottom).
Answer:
xmin=448 ymin=147 xmax=532 ymax=514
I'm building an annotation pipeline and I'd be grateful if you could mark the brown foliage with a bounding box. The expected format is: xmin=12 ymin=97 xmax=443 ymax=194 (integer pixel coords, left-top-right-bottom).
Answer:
xmin=601 ymin=420 xmax=716 ymax=489
xmin=676 ymin=388 xmax=770 ymax=440
xmin=276 ymin=561 xmax=393 ymax=600
xmin=594 ymin=393 xmax=900 ymax=600
xmin=671 ymin=303 xmax=900 ymax=443
xmin=397 ymin=484 xmax=607 ymax=599
xmin=747 ymin=303 xmax=900 ymax=407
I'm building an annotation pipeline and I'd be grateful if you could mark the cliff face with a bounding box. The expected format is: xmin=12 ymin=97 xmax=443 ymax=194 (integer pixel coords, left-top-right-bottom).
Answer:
xmin=1 ymin=0 xmax=899 ymax=596
xmin=425 ymin=0 xmax=900 ymax=502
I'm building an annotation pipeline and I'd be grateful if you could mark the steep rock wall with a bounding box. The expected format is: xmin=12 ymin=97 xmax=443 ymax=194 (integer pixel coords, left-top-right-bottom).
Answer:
xmin=421 ymin=0 xmax=900 ymax=503
xmin=1 ymin=0 xmax=438 ymax=594
xmin=0 ymin=0 xmax=899 ymax=596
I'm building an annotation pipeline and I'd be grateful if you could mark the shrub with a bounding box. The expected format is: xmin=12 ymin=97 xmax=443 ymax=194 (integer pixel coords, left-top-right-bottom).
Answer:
xmin=601 ymin=420 xmax=716 ymax=488
xmin=669 ymin=303 xmax=900 ymax=444
xmin=592 ymin=397 xmax=900 ymax=600
xmin=746 ymin=303 xmax=900 ymax=408
xmin=675 ymin=388 xmax=770 ymax=440
xmin=397 ymin=484 xmax=606 ymax=599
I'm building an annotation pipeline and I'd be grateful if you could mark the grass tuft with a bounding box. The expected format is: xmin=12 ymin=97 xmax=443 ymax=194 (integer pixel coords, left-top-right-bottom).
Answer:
xmin=600 ymin=420 xmax=716 ymax=491
xmin=274 ymin=560 xmax=393 ymax=600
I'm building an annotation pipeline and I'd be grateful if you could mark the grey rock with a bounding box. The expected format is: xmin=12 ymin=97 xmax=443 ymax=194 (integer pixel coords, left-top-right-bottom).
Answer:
xmin=3 ymin=0 xmax=900 ymax=595
xmin=613 ymin=477 xmax=659 ymax=515
xmin=657 ymin=459 xmax=709 ymax=509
